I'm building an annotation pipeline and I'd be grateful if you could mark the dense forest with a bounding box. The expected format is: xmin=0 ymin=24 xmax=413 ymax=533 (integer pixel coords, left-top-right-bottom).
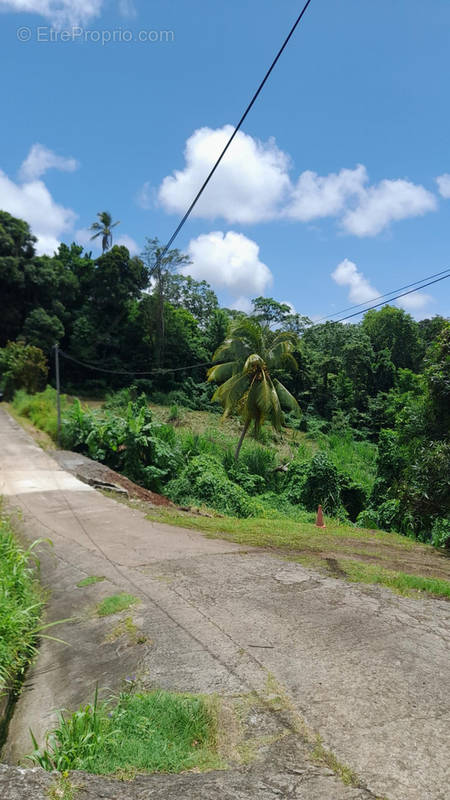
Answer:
xmin=1 ymin=209 xmax=449 ymax=548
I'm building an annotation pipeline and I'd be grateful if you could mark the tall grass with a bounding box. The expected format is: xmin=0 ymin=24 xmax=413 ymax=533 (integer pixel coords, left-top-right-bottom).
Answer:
xmin=12 ymin=386 xmax=66 ymax=440
xmin=28 ymin=688 xmax=220 ymax=775
xmin=322 ymin=431 xmax=377 ymax=495
xmin=0 ymin=508 xmax=43 ymax=695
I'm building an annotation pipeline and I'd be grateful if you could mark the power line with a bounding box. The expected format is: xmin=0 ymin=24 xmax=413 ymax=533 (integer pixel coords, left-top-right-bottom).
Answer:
xmin=59 ymin=271 xmax=449 ymax=377
xmin=159 ymin=0 xmax=314 ymax=260
xmin=59 ymin=349 xmax=213 ymax=376
xmin=334 ymin=272 xmax=450 ymax=323
xmin=314 ymin=267 xmax=450 ymax=324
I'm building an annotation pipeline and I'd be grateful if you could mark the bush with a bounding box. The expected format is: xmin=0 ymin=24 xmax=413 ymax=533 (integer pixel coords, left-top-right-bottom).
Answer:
xmin=62 ymin=395 xmax=181 ymax=492
xmin=355 ymin=509 xmax=380 ymax=529
xmin=0 ymin=341 xmax=48 ymax=400
xmin=166 ymin=455 xmax=261 ymax=517
xmin=151 ymin=379 xmax=218 ymax=412
xmin=377 ymin=499 xmax=404 ymax=532
xmin=226 ymin=462 xmax=266 ymax=496
xmin=285 ymin=453 xmax=341 ymax=515
xmin=431 ymin=518 xmax=450 ymax=549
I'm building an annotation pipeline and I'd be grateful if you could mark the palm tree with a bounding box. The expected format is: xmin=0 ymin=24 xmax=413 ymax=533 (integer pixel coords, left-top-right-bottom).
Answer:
xmin=207 ymin=318 xmax=301 ymax=459
xmin=89 ymin=211 xmax=120 ymax=253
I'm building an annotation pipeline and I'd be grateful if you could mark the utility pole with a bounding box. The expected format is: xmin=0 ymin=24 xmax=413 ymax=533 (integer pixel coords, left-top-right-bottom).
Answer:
xmin=54 ymin=343 xmax=61 ymax=448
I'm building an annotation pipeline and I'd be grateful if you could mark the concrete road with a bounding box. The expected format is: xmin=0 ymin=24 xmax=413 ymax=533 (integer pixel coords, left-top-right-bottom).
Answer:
xmin=0 ymin=408 xmax=449 ymax=800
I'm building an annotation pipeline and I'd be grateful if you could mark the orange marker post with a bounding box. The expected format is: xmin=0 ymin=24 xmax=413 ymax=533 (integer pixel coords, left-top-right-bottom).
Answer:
xmin=315 ymin=505 xmax=326 ymax=528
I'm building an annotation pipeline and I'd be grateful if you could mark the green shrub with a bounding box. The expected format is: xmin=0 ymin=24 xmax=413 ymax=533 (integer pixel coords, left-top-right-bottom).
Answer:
xmin=103 ymin=386 xmax=141 ymax=411
xmin=431 ymin=517 xmax=450 ymax=549
xmin=179 ymin=431 xmax=223 ymax=460
xmin=377 ymin=499 xmax=404 ymax=532
xmin=166 ymin=455 xmax=260 ymax=518
xmin=62 ymin=395 xmax=181 ymax=492
xmin=0 ymin=341 xmax=48 ymax=400
xmin=226 ymin=462 xmax=266 ymax=496
xmin=223 ymin=443 xmax=278 ymax=494
xmin=355 ymin=509 xmax=380 ymax=529
xmin=168 ymin=403 xmax=182 ymax=422
xmin=285 ymin=453 xmax=341 ymax=515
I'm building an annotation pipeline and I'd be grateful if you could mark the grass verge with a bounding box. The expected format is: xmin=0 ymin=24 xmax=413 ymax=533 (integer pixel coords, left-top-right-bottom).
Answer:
xmin=0 ymin=504 xmax=43 ymax=698
xmin=142 ymin=505 xmax=450 ymax=599
xmin=28 ymin=688 xmax=221 ymax=775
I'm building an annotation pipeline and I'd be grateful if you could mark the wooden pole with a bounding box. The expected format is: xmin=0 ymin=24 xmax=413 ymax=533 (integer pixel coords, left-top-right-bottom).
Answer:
xmin=54 ymin=343 xmax=61 ymax=448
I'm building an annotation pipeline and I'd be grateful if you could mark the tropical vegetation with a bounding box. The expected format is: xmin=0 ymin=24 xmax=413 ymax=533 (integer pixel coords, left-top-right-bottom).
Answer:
xmin=1 ymin=208 xmax=449 ymax=549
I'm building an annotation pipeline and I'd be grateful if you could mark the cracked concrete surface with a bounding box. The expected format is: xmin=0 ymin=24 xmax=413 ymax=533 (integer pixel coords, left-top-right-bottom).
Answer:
xmin=0 ymin=408 xmax=449 ymax=800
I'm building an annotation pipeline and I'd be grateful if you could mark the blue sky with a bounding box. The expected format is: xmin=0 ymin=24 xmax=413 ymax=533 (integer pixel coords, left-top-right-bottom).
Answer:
xmin=1 ymin=0 xmax=449 ymax=320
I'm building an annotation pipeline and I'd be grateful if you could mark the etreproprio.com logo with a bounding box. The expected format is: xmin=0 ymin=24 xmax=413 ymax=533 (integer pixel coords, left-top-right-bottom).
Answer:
xmin=17 ymin=26 xmax=175 ymax=45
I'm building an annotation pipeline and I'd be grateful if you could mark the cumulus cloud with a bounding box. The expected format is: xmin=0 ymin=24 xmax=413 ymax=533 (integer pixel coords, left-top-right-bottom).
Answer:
xmin=185 ymin=231 xmax=273 ymax=304
xmin=332 ymin=258 xmax=434 ymax=319
xmin=397 ymin=292 xmax=433 ymax=313
xmin=158 ymin=126 xmax=438 ymax=236
xmin=116 ymin=234 xmax=140 ymax=255
xmin=341 ymin=179 xmax=437 ymax=237
xmin=159 ymin=126 xmax=291 ymax=224
xmin=0 ymin=0 xmax=104 ymax=26
xmin=19 ymin=143 xmax=78 ymax=181
xmin=286 ymin=165 xmax=367 ymax=221
xmin=331 ymin=258 xmax=380 ymax=304
xmin=0 ymin=169 xmax=76 ymax=255
xmin=436 ymin=173 xmax=450 ymax=199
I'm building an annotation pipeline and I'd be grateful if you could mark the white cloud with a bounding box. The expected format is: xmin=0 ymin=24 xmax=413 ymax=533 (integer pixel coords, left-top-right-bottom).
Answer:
xmin=135 ymin=181 xmax=154 ymax=210
xmin=332 ymin=258 xmax=434 ymax=320
xmin=397 ymin=292 xmax=433 ymax=313
xmin=286 ymin=165 xmax=367 ymax=221
xmin=231 ymin=296 xmax=253 ymax=313
xmin=342 ymin=179 xmax=437 ymax=237
xmin=0 ymin=0 xmax=104 ymax=26
xmin=0 ymin=169 xmax=76 ymax=255
xmin=19 ymin=143 xmax=78 ymax=181
xmin=436 ymin=173 xmax=450 ymax=199
xmin=158 ymin=126 xmax=438 ymax=236
xmin=159 ymin=125 xmax=291 ymax=224
xmin=116 ymin=234 xmax=140 ymax=255
xmin=332 ymin=258 xmax=380 ymax=304
xmin=185 ymin=231 xmax=273 ymax=304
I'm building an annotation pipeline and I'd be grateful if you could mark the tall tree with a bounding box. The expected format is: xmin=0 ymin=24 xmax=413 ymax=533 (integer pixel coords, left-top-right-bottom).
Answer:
xmin=141 ymin=237 xmax=191 ymax=367
xmin=208 ymin=319 xmax=300 ymax=459
xmin=89 ymin=211 xmax=120 ymax=253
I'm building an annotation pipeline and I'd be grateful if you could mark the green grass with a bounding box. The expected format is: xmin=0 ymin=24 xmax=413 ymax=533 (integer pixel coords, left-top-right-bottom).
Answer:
xmin=76 ymin=576 xmax=106 ymax=588
xmin=0 ymin=506 xmax=43 ymax=696
xmin=29 ymin=689 xmax=221 ymax=775
xmin=96 ymin=593 xmax=139 ymax=617
xmin=340 ymin=559 xmax=450 ymax=598
xmin=323 ymin=431 xmax=378 ymax=495
xmin=12 ymin=386 xmax=70 ymax=440
xmin=142 ymin=505 xmax=450 ymax=600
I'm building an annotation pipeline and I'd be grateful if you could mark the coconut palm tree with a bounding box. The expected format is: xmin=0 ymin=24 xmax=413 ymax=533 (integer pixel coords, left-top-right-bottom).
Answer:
xmin=207 ymin=318 xmax=301 ymax=459
xmin=89 ymin=211 xmax=120 ymax=253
